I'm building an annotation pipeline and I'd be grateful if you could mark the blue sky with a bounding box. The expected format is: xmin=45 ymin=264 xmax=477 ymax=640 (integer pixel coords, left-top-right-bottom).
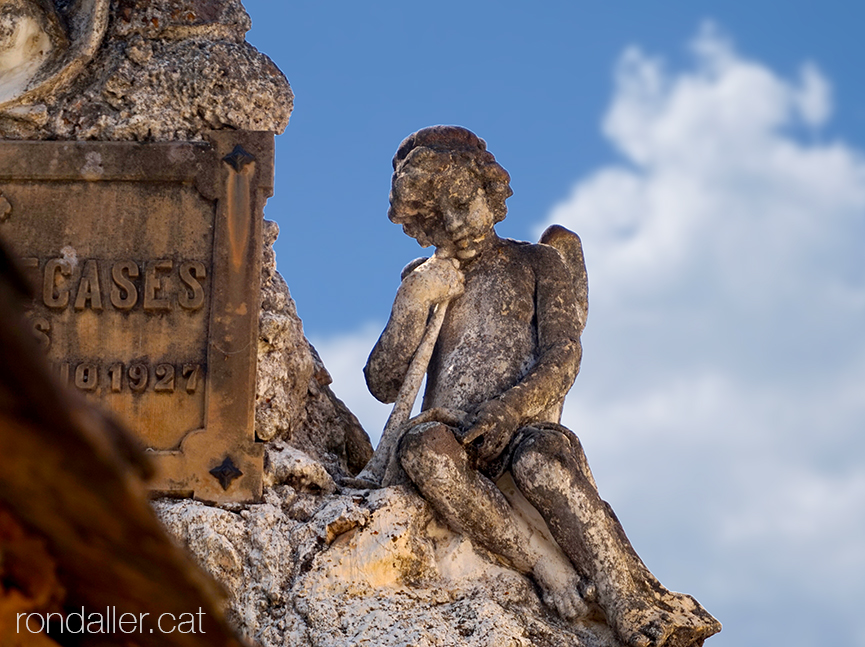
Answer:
xmin=243 ymin=3 xmax=865 ymax=646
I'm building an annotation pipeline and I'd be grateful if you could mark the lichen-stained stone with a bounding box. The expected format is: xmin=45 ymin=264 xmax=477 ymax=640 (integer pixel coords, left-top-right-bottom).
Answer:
xmin=0 ymin=132 xmax=274 ymax=503
xmin=264 ymin=442 xmax=337 ymax=495
xmin=257 ymin=220 xmax=316 ymax=443
xmin=0 ymin=0 xmax=292 ymax=140
xmin=355 ymin=125 xmax=720 ymax=647
xmin=155 ymin=482 xmax=623 ymax=647
xmin=1 ymin=4 xmax=718 ymax=646
xmin=256 ymin=218 xmax=373 ymax=475
xmin=111 ymin=0 xmax=252 ymax=42
xmin=0 ymin=1 xmax=371 ymax=499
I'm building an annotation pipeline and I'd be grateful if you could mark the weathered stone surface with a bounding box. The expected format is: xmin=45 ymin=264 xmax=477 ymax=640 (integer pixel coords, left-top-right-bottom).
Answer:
xmin=2 ymin=5 xmax=718 ymax=646
xmin=256 ymin=220 xmax=315 ymax=444
xmin=256 ymin=219 xmax=373 ymax=476
xmin=0 ymin=0 xmax=292 ymax=140
xmin=111 ymin=0 xmax=251 ymax=42
xmin=264 ymin=441 xmax=336 ymax=495
xmin=0 ymin=1 xmax=368 ymax=495
xmin=295 ymin=353 xmax=374 ymax=477
xmin=0 ymin=132 xmax=273 ymax=502
xmin=155 ymin=481 xmax=622 ymax=647
xmin=151 ymin=124 xmax=721 ymax=647
xmin=0 ymin=0 xmax=108 ymax=109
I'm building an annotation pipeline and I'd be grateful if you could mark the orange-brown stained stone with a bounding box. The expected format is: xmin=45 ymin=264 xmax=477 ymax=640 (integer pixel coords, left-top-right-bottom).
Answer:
xmin=0 ymin=131 xmax=272 ymax=503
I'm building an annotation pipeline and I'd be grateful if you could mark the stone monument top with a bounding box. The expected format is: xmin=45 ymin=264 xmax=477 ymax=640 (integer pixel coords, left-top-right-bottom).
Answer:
xmin=0 ymin=0 xmax=292 ymax=141
xmin=0 ymin=0 xmax=295 ymax=502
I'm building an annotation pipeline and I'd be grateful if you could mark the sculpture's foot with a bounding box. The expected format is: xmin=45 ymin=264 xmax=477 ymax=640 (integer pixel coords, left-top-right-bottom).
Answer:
xmin=532 ymin=558 xmax=592 ymax=621
xmin=610 ymin=588 xmax=721 ymax=647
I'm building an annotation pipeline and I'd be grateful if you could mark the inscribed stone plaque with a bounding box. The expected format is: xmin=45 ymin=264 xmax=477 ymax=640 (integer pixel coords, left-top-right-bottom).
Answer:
xmin=0 ymin=131 xmax=271 ymax=503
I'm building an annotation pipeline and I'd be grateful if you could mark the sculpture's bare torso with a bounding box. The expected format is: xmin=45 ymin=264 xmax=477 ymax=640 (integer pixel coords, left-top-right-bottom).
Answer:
xmin=426 ymin=240 xmax=557 ymax=418
xmin=369 ymin=239 xmax=572 ymax=437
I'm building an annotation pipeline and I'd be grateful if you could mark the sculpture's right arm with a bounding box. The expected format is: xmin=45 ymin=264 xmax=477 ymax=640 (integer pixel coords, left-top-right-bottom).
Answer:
xmin=364 ymin=285 xmax=432 ymax=404
xmin=364 ymin=256 xmax=464 ymax=403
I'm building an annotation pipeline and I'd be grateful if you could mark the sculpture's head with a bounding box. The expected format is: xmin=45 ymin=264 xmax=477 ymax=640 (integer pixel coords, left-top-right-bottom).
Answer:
xmin=389 ymin=126 xmax=513 ymax=260
xmin=0 ymin=0 xmax=68 ymax=103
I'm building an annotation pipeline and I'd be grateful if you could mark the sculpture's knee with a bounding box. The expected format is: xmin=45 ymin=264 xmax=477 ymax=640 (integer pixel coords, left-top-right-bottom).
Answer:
xmin=512 ymin=428 xmax=584 ymax=498
xmin=399 ymin=421 xmax=464 ymax=485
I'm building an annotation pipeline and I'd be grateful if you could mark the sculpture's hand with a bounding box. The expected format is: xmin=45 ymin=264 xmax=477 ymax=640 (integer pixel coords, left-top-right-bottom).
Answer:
xmin=461 ymin=399 xmax=520 ymax=465
xmin=406 ymin=407 xmax=469 ymax=429
xmin=399 ymin=254 xmax=464 ymax=307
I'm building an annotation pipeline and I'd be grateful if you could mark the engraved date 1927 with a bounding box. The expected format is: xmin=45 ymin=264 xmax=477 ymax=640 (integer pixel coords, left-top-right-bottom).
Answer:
xmin=56 ymin=361 xmax=204 ymax=394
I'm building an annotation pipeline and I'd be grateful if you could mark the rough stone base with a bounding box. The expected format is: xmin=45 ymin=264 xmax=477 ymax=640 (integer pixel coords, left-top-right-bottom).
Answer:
xmin=256 ymin=220 xmax=372 ymax=477
xmin=155 ymin=460 xmax=623 ymax=647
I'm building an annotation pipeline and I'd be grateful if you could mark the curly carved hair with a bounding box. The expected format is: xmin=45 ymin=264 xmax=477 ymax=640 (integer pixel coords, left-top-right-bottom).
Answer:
xmin=389 ymin=126 xmax=513 ymax=224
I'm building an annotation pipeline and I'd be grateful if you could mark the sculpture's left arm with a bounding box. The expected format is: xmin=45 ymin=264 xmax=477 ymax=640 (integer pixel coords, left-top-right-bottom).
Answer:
xmin=498 ymin=244 xmax=582 ymax=421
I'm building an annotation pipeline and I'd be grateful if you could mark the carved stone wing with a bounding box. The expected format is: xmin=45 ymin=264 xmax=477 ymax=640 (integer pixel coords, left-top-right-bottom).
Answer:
xmin=539 ymin=224 xmax=588 ymax=335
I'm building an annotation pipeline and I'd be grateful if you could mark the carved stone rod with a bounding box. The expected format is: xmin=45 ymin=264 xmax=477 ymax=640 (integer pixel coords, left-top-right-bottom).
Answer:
xmin=355 ymin=298 xmax=450 ymax=487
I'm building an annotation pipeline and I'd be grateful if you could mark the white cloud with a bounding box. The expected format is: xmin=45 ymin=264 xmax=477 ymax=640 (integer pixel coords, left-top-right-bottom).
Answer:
xmin=543 ymin=24 xmax=865 ymax=647
xmin=316 ymin=25 xmax=865 ymax=647
xmin=559 ymin=30 xmax=865 ymax=322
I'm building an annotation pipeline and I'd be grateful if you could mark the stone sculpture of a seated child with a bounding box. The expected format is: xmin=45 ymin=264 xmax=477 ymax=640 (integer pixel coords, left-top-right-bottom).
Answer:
xmin=363 ymin=126 xmax=720 ymax=647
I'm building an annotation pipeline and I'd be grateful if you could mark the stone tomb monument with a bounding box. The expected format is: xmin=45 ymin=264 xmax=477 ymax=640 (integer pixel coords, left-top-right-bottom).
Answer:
xmin=0 ymin=130 xmax=272 ymax=502
xmin=0 ymin=1 xmax=721 ymax=644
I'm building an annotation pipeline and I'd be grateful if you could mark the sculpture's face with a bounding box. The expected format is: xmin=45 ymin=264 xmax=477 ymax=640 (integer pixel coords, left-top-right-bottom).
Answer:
xmin=390 ymin=162 xmax=497 ymax=261
xmin=0 ymin=0 xmax=57 ymax=102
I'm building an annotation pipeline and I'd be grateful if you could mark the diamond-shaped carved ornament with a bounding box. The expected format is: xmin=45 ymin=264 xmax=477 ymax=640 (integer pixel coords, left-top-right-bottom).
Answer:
xmin=209 ymin=457 xmax=244 ymax=491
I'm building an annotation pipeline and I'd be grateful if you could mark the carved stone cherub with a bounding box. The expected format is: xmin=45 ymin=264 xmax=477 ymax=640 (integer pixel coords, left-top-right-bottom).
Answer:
xmin=364 ymin=126 xmax=721 ymax=647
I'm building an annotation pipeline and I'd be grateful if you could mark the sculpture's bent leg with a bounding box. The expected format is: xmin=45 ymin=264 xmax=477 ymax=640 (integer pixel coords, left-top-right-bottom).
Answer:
xmin=511 ymin=427 xmax=721 ymax=647
xmin=400 ymin=421 xmax=589 ymax=620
